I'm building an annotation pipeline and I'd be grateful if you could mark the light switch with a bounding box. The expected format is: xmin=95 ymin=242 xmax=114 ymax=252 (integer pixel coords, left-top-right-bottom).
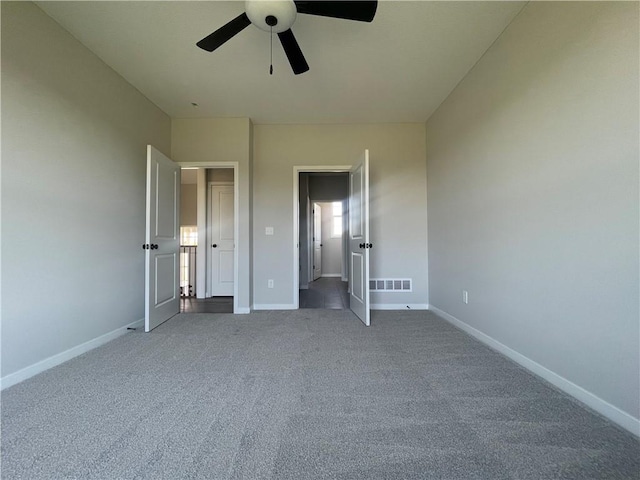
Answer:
xmin=265 ymin=227 xmax=274 ymax=236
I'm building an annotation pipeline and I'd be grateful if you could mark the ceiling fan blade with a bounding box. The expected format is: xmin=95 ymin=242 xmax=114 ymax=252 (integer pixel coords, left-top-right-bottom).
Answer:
xmin=196 ymin=13 xmax=251 ymax=52
xmin=294 ymin=1 xmax=377 ymax=22
xmin=278 ymin=29 xmax=309 ymax=75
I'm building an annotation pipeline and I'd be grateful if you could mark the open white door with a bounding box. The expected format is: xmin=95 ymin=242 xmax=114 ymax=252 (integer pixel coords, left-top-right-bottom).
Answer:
xmin=349 ymin=150 xmax=371 ymax=326
xmin=145 ymin=145 xmax=180 ymax=332
xmin=313 ymin=203 xmax=322 ymax=281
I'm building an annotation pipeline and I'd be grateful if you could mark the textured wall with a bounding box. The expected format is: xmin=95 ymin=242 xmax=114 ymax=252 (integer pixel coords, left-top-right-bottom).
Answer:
xmin=1 ymin=2 xmax=171 ymax=378
xmin=427 ymin=2 xmax=639 ymax=425
xmin=252 ymin=123 xmax=428 ymax=308
xmin=171 ymin=118 xmax=252 ymax=311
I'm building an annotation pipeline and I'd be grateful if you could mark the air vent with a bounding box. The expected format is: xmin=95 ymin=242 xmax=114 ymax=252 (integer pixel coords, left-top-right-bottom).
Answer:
xmin=369 ymin=278 xmax=412 ymax=292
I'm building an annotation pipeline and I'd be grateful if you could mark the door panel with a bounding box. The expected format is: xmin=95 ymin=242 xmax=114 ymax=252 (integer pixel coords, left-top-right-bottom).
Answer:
xmin=219 ymin=251 xmax=234 ymax=282
xmin=351 ymin=252 xmax=364 ymax=302
xmin=145 ymin=145 xmax=180 ymax=332
xmin=155 ymin=254 xmax=177 ymax=304
xmin=349 ymin=150 xmax=370 ymax=326
xmin=210 ymin=185 xmax=234 ymax=296
xmin=219 ymin=191 xmax=234 ymax=239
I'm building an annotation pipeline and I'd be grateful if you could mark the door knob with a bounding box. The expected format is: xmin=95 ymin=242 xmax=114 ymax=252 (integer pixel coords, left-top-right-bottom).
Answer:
xmin=359 ymin=243 xmax=365 ymax=248
xmin=212 ymin=244 xmax=218 ymax=248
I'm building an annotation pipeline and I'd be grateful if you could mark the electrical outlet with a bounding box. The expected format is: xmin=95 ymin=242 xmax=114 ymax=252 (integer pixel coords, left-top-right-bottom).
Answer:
xmin=462 ymin=290 xmax=469 ymax=304
xmin=268 ymin=279 xmax=274 ymax=289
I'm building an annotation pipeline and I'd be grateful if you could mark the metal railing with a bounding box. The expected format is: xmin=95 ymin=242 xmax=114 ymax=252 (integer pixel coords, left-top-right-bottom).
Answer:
xmin=179 ymin=246 xmax=196 ymax=297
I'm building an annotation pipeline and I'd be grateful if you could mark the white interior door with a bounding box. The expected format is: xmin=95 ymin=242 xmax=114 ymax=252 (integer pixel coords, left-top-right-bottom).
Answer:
xmin=209 ymin=184 xmax=234 ymax=296
xmin=349 ymin=150 xmax=371 ymax=326
xmin=313 ymin=203 xmax=322 ymax=281
xmin=145 ymin=145 xmax=180 ymax=332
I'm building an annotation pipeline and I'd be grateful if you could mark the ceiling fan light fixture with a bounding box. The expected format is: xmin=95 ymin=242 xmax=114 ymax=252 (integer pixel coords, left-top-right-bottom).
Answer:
xmin=245 ymin=0 xmax=297 ymax=33
xmin=197 ymin=1 xmax=377 ymax=75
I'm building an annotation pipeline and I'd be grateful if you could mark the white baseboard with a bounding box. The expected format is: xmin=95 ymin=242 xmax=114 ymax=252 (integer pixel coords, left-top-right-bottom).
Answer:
xmin=371 ymin=303 xmax=429 ymax=310
xmin=321 ymin=274 xmax=342 ymax=278
xmin=0 ymin=318 xmax=144 ymax=391
xmin=252 ymin=304 xmax=297 ymax=310
xmin=299 ymin=285 xmax=309 ymax=290
xmin=427 ymin=305 xmax=640 ymax=437
xmin=234 ymin=307 xmax=251 ymax=314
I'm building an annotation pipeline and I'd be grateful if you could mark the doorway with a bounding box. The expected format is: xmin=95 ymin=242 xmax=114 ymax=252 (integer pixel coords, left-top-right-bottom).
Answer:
xmin=296 ymin=171 xmax=350 ymax=309
xmin=179 ymin=166 xmax=237 ymax=314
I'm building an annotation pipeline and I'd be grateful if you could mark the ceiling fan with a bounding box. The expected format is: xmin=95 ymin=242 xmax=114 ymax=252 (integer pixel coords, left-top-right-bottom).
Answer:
xmin=196 ymin=0 xmax=378 ymax=75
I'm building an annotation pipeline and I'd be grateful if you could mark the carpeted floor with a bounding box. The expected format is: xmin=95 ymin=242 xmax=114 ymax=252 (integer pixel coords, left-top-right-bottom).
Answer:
xmin=2 ymin=310 xmax=638 ymax=479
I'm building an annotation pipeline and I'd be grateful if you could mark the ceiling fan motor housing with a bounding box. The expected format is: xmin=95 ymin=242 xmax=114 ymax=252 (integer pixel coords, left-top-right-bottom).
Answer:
xmin=245 ymin=0 xmax=297 ymax=33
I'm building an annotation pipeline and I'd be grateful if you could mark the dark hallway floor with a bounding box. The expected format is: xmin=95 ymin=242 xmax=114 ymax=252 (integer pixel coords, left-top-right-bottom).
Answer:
xmin=180 ymin=296 xmax=233 ymax=314
xmin=299 ymin=277 xmax=349 ymax=309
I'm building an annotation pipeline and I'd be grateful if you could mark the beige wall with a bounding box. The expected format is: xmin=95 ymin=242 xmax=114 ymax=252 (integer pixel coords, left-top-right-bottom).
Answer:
xmin=426 ymin=2 xmax=639 ymax=430
xmin=207 ymin=168 xmax=234 ymax=184
xmin=171 ymin=118 xmax=252 ymax=311
xmin=253 ymin=123 xmax=428 ymax=308
xmin=1 ymin=2 xmax=171 ymax=380
xmin=180 ymin=184 xmax=197 ymax=226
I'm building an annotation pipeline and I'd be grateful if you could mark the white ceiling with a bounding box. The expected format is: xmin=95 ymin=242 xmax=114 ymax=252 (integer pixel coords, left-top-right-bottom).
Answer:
xmin=36 ymin=1 xmax=526 ymax=124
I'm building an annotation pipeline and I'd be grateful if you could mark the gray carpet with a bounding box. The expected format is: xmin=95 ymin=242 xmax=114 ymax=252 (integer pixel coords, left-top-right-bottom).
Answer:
xmin=2 ymin=310 xmax=638 ymax=479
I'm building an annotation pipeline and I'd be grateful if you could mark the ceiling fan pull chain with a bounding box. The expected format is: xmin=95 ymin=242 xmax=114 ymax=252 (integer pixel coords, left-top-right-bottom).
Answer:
xmin=269 ymin=25 xmax=274 ymax=75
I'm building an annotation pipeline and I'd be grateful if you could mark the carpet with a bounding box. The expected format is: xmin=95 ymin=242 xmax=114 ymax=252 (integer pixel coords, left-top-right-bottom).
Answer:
xmin=2 ymin=310 xmax=638 ymax=479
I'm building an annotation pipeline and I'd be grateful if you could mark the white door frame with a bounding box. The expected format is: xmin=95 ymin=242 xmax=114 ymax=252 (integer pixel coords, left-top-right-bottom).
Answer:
xmin=179 ymin=161 xmax=240 ymax=314
xmin=293 ymin=166 xmax=351 ymax=309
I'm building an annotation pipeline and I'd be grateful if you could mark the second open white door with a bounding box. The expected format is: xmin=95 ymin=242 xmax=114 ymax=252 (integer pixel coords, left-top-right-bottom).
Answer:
xmin=349 ymin=150 xmax=371 ymax=326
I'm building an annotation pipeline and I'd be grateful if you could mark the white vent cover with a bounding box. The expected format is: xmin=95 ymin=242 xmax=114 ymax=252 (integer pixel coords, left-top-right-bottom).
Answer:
xmin=369 ymin=278 xmax=412 ymax=292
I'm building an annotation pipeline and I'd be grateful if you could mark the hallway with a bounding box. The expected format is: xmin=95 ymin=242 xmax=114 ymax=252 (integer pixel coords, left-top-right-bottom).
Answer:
xmin=299 ymin=277 xmax=349 ymax=309
xmin=180 ymin=296 xmax=233 ymax=314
